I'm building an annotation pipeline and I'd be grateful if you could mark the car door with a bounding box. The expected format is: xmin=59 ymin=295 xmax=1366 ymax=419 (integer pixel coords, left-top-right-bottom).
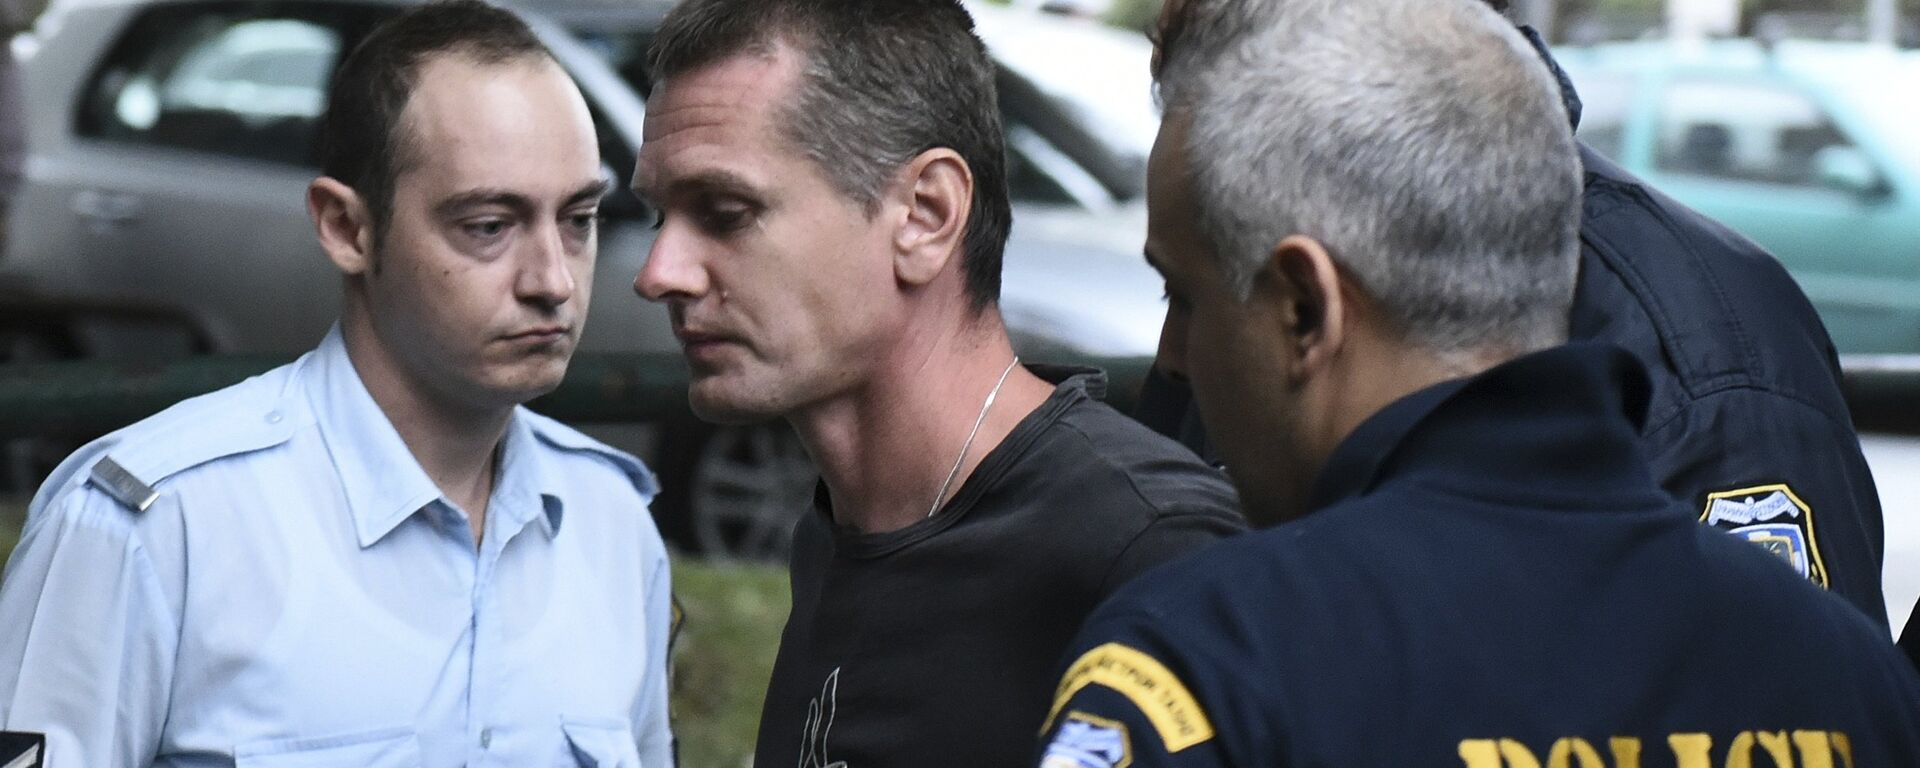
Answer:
xmin=19 ymin=0 xmax=390 ymax=355
xmin=1643 ymin=74 xmax=1919 ymax=353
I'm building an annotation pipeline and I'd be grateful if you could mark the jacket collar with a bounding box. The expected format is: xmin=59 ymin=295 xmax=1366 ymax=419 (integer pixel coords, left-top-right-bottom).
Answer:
xmin=1519 ymin=24 xmax=1584 ymax=130
xmin=1308 ymin=343 xmax=1658 ymax=513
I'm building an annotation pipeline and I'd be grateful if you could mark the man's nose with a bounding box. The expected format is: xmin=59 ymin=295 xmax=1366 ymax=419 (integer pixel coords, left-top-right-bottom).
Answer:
xmin=517 ymin=224 xmax=577 ymax=308
xmin=634 ymin=224 xmax=710 ymax=303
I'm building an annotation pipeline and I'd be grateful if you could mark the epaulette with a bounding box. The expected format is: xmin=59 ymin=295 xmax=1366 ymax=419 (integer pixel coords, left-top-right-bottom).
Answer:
xmin=522 ymin=408 xmax=661 ymax=498
xmin=87 ymin=456 xmax=159 ymax=513
xmin=33 ymin=363 xmax=308 ymax=515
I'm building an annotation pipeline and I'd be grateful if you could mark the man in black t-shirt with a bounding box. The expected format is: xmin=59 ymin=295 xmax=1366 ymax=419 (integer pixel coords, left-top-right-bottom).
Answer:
xmin=631 ymin=1 xmax=1244 ymax=764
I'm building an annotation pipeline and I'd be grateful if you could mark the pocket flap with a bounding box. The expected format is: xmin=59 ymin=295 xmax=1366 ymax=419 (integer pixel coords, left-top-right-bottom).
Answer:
xmin=235 ymin=726 xmax=421 ymax=768
xmin=561 ymin=719 xmax=642 ymax=768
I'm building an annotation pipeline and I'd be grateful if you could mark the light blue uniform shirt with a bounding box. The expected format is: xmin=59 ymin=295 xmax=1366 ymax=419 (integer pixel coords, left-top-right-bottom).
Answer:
xmin=0 ymin=329 xmax=674 ymax=767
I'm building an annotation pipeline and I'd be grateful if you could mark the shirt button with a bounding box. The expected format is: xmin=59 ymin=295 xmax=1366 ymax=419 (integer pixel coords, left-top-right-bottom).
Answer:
xmin=265 ymin=410 xmax=283 ymax=424
xmin=479 ymin=728 xmax=492 ymax=749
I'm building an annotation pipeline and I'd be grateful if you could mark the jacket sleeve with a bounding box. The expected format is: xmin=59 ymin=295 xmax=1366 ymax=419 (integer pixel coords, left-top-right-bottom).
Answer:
xmin=0 ymin=487 xmax=180 ymax=768
xmin=1644 ymin=386 xmax=1888 ymax=625
xmin=1036 ymin=609 xmax=1242 ymax=768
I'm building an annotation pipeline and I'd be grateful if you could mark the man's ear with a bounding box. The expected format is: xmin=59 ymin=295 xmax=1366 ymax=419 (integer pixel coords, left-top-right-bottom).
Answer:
xmin=891 ymin=148 xmax=973 ymax=287
xmin=1259 ymin=234 xmax=1347 ymax=381
xmin=307 ymin=177 xmax=376 ymax=277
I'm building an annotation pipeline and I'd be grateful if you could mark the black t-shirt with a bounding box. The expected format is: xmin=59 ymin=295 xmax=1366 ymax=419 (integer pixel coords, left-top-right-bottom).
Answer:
xmin=753 ymin=367 xmax=1245 ymax=767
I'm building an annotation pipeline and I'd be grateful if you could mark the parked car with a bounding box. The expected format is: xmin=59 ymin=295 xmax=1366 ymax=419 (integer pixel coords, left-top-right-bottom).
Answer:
xmin=1 ymin=0 xmax=1166 ymax=557
xmin=1554 ymin=39 xmax=1920 ymax=355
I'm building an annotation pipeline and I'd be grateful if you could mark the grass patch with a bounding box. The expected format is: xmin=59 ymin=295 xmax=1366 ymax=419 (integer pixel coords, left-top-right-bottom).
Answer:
xmin=0 ymin=499 xmax=787 ymax=767
xmin=671 ymin=557 xmax=790 ymax=767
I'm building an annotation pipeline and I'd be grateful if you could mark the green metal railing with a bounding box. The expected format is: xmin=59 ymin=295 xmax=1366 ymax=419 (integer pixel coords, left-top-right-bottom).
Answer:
xmin=5 ymin=350 xmax=1916 ymax=438
xmin=0 ymin=353 xmax=1156 ymax=439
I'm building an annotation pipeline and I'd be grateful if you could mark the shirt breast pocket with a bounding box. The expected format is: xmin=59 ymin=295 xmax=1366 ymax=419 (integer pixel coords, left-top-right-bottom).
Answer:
xmin=561 ymin=718 xmax=643 ymax=768
xmin=233 ymin=726 xmax=422 ymax=768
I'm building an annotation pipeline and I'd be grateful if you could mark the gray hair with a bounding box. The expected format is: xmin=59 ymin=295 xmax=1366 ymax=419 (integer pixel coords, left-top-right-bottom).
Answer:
xmin=647 ymin=0 xmax=1011 ymax=312
xmin=1158 ymin=0 xmax=1582 ymax=354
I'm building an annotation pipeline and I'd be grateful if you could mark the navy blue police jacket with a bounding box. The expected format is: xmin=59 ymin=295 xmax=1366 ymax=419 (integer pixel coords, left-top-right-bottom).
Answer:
xmin=1042 ymin=344 xmax=1920 ymax=767
xmin=1133 ymin=32 xmax=1886 ymax=626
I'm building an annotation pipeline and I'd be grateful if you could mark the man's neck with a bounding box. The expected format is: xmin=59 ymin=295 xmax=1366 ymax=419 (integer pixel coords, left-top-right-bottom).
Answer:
xmin=341 ymin=315 xmax=512 ymax=545
xmin=791 ymin=321 xmax=1056 ymax=535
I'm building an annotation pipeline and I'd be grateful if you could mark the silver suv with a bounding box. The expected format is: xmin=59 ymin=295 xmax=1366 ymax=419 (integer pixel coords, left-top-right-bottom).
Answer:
xmin=4 ymin=0 xmax=1166 ymax=556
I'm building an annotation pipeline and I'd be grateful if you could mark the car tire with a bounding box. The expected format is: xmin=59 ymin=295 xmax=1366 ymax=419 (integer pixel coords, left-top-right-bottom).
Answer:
xmin=651 ymin=415 xmax=816 ymax=562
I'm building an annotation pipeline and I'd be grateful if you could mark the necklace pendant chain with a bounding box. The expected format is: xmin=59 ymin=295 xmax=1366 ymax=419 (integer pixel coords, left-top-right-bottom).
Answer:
xmin=927 ymin=356 xmax=1021 ymax=519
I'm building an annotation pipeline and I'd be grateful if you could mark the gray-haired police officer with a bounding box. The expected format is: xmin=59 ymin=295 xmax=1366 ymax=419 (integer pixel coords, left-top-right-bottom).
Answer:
xmin=1040 ymin=0 xmax=1920 ymax=764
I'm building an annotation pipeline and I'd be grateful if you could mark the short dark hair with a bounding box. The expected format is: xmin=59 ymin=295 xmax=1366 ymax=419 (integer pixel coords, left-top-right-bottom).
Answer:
xmin=648 ymin=0 xmax=1012 ymax=312
xmin=318 ymin=0 xmax=552 ymax=239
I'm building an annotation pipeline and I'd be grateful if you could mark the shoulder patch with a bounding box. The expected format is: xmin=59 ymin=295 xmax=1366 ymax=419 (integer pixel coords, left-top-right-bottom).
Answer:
xmin=0 ymin=731 xmax=45 ymax=768
xmin=1701 ymin=484 xmax=1828 ymax=588
xmin=1044 ymin=712 xmax=1133 ymax=768
xmin=1045 ymin=643 xmax=1214 ymax=752
xmin=87 ymin=456 xmax=158 ymax=513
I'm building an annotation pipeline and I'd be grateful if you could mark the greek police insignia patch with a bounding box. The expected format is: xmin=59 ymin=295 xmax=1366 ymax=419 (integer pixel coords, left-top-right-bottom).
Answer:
xmin=1701 ymin=484 xmax=1827 ymax=588
xmin=1045 ymin=643 xmax=1214 ymax=752
xmin=0 ymin=731 xmax=45 ymax=768
xmin=1043 ymin=712 xmax=1133 ymax=768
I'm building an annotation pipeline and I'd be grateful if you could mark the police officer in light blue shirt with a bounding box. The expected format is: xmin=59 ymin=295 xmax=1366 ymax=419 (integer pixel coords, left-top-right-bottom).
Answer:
xmin=0 ymin=2 xmax=673 ymax=765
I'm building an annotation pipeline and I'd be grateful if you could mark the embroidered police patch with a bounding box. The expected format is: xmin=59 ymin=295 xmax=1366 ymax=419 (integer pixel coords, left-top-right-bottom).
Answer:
xmin=0 ymin=731 xmax=46 ymax=768
xmin=1701 ymin=484 xmax=1827 ymax=588
xmin=1043 ymin=712 xmax=1133 ymax=768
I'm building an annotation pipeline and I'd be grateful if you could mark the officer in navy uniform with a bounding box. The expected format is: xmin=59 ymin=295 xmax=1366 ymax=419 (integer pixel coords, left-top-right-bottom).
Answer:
xmin=0 ymin=3 xmax=674 ymax=766
xmin=1134 ymin=0 xmax=1889 ymax=627
xmin=1904 ymin=601 xmax=1920 ymax=671
xmin=1039 ymin=0 xmax=1920 ymax=764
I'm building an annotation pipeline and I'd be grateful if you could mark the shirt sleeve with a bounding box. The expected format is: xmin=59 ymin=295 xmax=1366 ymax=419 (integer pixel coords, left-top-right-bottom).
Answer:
xmin=1035 ymin=611 xmax=1240 ymax=768
xmin=0 ymin=487 xmax=180 ymax=768
xmin=1101 ymin=511 xmax=1245 ymax=595
xmin=633 ymin=545 xmax=675 ymax=767
xmin=1130 ymin=367 xmax=1214 ymax=462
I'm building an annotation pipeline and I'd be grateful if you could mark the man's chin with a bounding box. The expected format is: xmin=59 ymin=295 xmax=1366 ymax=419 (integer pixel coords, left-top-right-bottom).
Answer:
xmin=483 ymin=360 xmax=571 ymax=406
xmin=687 ymin=378 xmax=782 ymax=425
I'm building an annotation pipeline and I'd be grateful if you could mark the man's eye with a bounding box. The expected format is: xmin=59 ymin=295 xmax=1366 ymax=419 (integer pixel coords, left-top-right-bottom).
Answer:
xmin=464 ymin=219 xmax=510 ymax=239
xmin=567 ymin=212 xmax=601 ymax=233
xmin=701 ymin=207 xmax=749 ymax=233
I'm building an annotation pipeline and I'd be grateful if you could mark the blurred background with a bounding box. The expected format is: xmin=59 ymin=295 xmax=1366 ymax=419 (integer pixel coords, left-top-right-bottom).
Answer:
xmin=2 ymin=0 xmax=1918 ymax=763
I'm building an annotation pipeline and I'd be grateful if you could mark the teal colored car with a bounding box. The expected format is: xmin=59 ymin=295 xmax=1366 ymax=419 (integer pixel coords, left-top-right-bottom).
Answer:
xmin=1555 ymin=40 xmax=1920 ymax=354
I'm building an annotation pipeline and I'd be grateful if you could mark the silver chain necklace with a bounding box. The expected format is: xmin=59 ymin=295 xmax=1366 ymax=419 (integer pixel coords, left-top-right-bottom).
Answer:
xmin=927 ymin=356 xmax=1021 ymax=519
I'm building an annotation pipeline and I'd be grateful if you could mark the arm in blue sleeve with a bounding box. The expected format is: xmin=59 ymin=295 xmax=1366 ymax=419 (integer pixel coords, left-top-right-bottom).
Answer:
xmin=634 ymin=537 xmax=675 ymax=767
xmin=0 ymin=488 xmax=181 ymax=768
xmin=1036 ymin=610 xmax=1243 ymax=768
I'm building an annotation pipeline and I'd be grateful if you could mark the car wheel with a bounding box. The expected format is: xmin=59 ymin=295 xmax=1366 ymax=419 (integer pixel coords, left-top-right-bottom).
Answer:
xmin=665 ymin=421 xmax=816 ymax=562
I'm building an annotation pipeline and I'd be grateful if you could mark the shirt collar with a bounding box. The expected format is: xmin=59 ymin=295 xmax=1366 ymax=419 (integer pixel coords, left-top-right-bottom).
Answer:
xmin=493 ymin=412 xmax=566 ymax=539
xmin=305 ymin=327 xmax=563 ymax=547
xmin=1307 ymin=343 xmax=1655 ymax=512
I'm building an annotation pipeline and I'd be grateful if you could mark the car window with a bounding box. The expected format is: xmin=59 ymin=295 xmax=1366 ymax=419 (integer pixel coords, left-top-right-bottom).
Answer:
xmin=1568 ymin=70 xmax=1635 ymax=161
xmin=77 ymin=2 xmax=375 ymax=167
xmin=1654 ymin=78 xmax=1863 ymax=188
